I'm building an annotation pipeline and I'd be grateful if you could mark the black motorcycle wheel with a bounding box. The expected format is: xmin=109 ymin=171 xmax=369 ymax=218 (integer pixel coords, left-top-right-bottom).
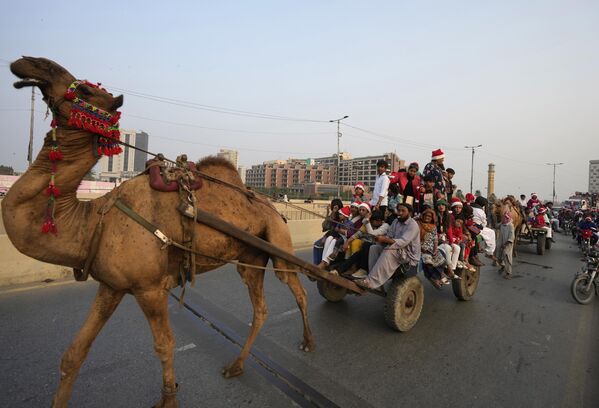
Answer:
xmin=571 ymin=275 xmax=596 ymax=305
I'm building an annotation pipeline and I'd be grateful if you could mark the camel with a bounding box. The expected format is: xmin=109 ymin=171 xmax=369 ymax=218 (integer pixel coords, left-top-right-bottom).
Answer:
xmin=492 ymin=196 xmax=524 ymax=257
xmin=5 ymin=57 xmax=314 ymax=408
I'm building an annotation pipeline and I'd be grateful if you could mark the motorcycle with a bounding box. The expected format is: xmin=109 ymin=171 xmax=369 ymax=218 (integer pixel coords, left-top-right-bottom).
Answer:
xmin=571 ymin=247 xmax=599 ymax=305
xmin=579 ymin=228 xmax=598 ymax=256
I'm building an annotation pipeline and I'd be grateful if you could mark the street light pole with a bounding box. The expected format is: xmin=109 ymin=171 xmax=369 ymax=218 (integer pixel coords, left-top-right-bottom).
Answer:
xmin=465 ymin=144 xmax=483 ymax=193
xmin=27 ymin=87 xmax=35 ymax=166
xmin=546 ymin=162 xmax=563 ymax=203
xmin=329 ymin=115 xmax=349 ymax=198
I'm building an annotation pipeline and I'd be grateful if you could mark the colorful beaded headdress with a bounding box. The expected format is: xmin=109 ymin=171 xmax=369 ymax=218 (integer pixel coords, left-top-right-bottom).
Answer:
xmin=64 ymin=80 xmax=123 ymax=156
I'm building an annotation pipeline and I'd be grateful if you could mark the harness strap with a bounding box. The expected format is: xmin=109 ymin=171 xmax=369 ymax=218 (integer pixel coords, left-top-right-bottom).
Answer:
xmin=112 ymin=199 xmax=305 ymax=274
xmin=114 ymin=200 xmax=170 ymax=244
xmin=73 ymin=190 xmax=122 ymax=281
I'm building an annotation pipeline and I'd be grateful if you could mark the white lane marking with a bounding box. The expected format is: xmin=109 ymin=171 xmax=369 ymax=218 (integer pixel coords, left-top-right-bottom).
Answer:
xmin=175 ymin=343 xmax=196 ymax=352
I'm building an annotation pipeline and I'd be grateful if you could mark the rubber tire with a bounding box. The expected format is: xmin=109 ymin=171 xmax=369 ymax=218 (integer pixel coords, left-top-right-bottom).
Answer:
xmin=536 ymin=235 xmax=546 ymax=255
xmin=384 ymin=275 xmax=424 ymax=332
xmin=545 ymin=236 xmax=552 ymax=250
xmin=452 ymin=266 xmax=480 ymax=301
xmin=317 ymin=280 xmax=347 ymax=302
xmin=571 ymin=275 xmax=596 ymax=305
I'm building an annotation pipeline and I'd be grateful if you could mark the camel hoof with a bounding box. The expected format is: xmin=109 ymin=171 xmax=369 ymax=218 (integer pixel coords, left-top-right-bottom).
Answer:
xmin=152 ymin=383 xmax=179 ymax=408
xmin=152 ymin=396 xmax=178 ymax=408
xmin=222 ymin=362 xmax=244 ymax=378
xmin=299 ymin=340 xmax=315 ymax=352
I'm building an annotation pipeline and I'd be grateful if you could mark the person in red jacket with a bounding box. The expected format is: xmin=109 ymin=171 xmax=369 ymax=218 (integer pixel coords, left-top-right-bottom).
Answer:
xmin=390 ymin=162 xmax=421 ymax=207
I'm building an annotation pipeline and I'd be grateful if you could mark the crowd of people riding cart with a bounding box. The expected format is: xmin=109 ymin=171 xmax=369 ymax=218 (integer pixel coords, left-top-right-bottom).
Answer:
xmin=312 ymin=149 xmax=500 ymax=290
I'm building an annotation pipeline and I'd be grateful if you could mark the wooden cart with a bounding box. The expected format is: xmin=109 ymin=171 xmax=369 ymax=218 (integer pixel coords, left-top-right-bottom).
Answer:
xmin=185 ymin=206 xmax=480 ymax=332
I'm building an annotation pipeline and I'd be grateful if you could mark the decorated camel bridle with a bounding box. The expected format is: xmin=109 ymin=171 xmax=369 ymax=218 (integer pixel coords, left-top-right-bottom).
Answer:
xmin=42 ymin=80 xmax=123 ymax=234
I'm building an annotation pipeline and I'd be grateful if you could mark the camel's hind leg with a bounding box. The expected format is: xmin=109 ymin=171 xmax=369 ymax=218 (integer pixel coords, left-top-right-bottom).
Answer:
xmin=274 ymin=264 xmax=315 ymax=352
xmin=134 ymin=288 xmax=178 ymax=408
xmin=51 ymin=282 xmax=125 ymax=408
xmin=223 ymin=252 xmax=269 ymax=378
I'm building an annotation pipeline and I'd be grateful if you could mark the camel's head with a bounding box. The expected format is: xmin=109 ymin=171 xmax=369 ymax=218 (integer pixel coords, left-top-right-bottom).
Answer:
xmin=11 ymin=56 xmax=123 ymax=123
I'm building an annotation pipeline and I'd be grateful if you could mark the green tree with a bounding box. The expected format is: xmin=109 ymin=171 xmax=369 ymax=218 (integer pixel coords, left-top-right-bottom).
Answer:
xmin=0 ymin=165 xmax=15 ymax=175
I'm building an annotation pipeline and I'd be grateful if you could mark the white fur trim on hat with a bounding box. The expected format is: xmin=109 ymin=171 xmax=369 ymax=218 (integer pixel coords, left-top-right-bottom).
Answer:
xmin=358 ymin=202 xmax=371 ymax=212
xmin=451 ymin=201 xmax=463 ymax=207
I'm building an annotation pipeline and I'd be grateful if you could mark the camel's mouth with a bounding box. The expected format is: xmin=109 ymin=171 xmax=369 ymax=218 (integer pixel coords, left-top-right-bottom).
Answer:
xmin=14 ymin=78 xmax=48 ymax=89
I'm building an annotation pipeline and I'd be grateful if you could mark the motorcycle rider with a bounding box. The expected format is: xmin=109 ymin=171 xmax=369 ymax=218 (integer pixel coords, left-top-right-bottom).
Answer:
xmin=578 ymin=215 xmax=598 ymax=247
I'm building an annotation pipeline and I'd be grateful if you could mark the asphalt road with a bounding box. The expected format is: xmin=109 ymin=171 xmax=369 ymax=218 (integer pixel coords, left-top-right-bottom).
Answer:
xmin=1 ymin=233 xmax=597 ymax=407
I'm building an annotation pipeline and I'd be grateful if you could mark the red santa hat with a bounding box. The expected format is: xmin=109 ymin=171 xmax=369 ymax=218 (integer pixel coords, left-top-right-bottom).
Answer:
xmin=339 ymin=206 xmax=351 ymax=218
xmin=531 ymin=192 xmax=538 ymax=198
xmin=354 ymin=182 xmax=365 ymax=191
xmin=465 ymin=193 xmax=475 ymax=203
xmin=350 ymin=201 xmax=360 ymax=208
xmin=450 ymin=197 xmax=463 ymax=207
xmin=358 ymin=202 xmax=371 ymax=212
xmin=431 ymin=149 xmax=445 ymax=160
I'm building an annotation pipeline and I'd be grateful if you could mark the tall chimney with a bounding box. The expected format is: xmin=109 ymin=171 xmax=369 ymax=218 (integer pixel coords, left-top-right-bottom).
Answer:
xmin=488 ymin=163 xmax=495 ymax=196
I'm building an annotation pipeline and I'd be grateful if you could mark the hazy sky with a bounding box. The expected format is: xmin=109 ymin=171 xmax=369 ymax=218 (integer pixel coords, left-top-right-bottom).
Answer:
xmin=1 ymin=1 xmax=598 ymax=201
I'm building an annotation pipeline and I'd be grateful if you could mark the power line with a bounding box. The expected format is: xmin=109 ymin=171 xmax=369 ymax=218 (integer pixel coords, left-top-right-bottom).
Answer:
xmin=341 ymin=122 xmax=464 ymax=152
xmin=150 ymin=134 xmax=329 ymax=156
xmin=125 ymin=113 xmax=331 ymax=136
xmin=106 ymin=85 xmax=329 ymax=123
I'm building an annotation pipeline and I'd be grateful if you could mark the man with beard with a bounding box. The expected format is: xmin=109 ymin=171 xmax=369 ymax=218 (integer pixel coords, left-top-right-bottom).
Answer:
xmin=355 ymin=203 xmax=421 ymax=289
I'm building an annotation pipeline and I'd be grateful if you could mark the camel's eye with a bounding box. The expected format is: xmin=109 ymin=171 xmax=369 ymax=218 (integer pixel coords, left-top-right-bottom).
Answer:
xmin=79 ymin=85 xmax=93 ymax=96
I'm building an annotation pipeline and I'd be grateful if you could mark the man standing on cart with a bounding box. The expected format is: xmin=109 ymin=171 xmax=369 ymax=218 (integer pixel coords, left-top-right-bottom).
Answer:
xmin=355 ymin=203 xmax=421 ymax=289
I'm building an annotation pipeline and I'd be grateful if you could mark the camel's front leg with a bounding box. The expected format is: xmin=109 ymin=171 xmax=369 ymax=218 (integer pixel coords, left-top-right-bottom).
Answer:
xmin=134 ymin=288 xmax=178 ymax=408
xmin=223 ymin=253 xmax=269 ymax=378
xmin=279 ymin=269 xmax=315 ymax=352
xmin=52 ymin=283 xmax=125 ymax=408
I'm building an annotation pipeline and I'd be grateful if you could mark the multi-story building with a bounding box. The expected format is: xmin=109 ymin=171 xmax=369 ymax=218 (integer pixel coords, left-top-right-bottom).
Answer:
xmin=313 ymin=152 xmax=403 ymax=191
xmin=589 ymin=160 xmax=599 ymax=193
xmin=217 ymin=149 xmax=239 ymax=168
xmin=245 ymin=152 xmax=404 ymax=192
xmin=98 ymin=130 xmax=148 ymax=182
xmin=245 ymin=160 xmax=334 ymax=189
xmin=237 ymin=166 xmax=246 ymax=184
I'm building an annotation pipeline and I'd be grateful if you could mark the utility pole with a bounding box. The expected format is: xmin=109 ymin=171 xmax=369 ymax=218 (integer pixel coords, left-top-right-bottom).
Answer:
xmin=464 ymin=144 xmax=483 ymax=193
xmin=27 ymin=87 xmax=35 ymax=166
xmin=329 ymin=115 xmax=348 ymax=198
xmin=546 ymin=162 xmax=564 ymax=203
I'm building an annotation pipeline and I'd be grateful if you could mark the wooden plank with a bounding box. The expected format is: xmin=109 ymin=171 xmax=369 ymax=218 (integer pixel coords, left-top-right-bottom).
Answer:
xmin=177 ymin=203 xmax=365 ymax=295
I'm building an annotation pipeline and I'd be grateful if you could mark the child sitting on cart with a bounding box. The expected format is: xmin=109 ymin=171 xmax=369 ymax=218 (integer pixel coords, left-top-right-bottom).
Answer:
xmin=317 ymin=206 xmax=354 ymax=269
xmin=313 ymin=199 xmax=343 ymax=264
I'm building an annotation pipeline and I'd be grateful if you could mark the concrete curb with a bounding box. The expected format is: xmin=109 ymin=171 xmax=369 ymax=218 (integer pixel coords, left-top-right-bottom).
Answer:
xmin=0 ymin=221 xmax=322 ymax=288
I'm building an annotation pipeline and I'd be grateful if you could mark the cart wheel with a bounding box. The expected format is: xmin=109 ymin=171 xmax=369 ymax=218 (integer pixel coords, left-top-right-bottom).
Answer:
xmin=452 ymin=266 xmax=480 ymax=301
xmin=317 ymin=280 xmax=347 ymax=302
xmin=545 ymin=236 xmax=552 ymax=250
xmin=537 ymin=235 xmax=546 ymax=255
xmin=384 ymin=275 xmax=424 ymax=332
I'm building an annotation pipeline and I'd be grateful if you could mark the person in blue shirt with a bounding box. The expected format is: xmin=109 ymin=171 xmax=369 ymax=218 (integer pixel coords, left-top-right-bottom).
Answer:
xmin=577 ymin=216 xmax=598 ymax=246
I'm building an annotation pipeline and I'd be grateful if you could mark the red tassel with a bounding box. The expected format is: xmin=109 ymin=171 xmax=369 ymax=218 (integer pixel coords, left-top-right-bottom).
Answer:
xmin=64 ymin=91 xmax=75 ymax=101
xmin=45 ymin=184 xmax=60 ymax=197
xmin=51 ymin=119 xmax=57 ymax=128
xmin=41 ymin=219 xmax=58 ymax=234
xmin=49 ymin=149 xmax=63 ymax=161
